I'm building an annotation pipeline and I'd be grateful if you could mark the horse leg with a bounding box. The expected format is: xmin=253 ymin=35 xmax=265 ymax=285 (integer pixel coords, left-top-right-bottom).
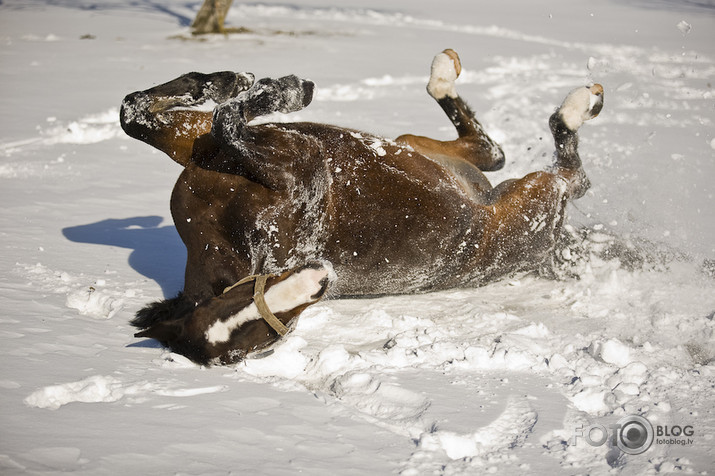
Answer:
xmin=489 ymin=84 xmax=603 ymax=204
xmin=396 ymin=49 xmax=505 ymax=172
xmin=209 ymin=75 xmax=315 ymax=190
xmin=120 ymin=71 xmax=255 ymax=166
xmin=473 ymin=84 xmax=604 ymax=279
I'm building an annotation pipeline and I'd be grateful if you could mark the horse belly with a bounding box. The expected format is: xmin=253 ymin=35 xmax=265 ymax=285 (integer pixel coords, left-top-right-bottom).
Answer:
xmin=323 ymin=157 xmax=475 ymax=295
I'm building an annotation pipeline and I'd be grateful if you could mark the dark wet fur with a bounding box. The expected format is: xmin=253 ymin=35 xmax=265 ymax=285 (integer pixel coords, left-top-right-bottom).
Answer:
xmin=131 ymin=293 xmax=195 ymax=330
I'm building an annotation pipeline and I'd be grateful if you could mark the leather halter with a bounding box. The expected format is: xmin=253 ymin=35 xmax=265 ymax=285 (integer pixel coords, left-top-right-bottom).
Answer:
xmin=222 ymin=274 xmax=290 ymax=336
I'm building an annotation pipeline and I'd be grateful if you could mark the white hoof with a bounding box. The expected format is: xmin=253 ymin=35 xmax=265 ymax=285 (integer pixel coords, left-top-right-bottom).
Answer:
xmin=558 ymin=84 xmax=604 ymax=131
xmin=427 ymin=49 xmax=461 ymax=99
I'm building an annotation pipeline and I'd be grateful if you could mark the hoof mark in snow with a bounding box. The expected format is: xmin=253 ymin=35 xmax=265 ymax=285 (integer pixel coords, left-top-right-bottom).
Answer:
xmin=24 ymin=375 xmax=228 ymax=410
xmin=403 ymin=397 xmax=537 ymax=473
xmin=329 ymin=371 xmax=431 ymax=437
xmin=154 ymin=385 xmax=229 ymax=397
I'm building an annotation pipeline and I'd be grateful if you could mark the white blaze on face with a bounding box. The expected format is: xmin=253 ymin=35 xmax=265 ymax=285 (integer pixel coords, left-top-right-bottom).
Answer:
xmin=558 ymin=86 xmax=600 ymax=131
xmin=205 ymin=267 xmax=330 ymax=344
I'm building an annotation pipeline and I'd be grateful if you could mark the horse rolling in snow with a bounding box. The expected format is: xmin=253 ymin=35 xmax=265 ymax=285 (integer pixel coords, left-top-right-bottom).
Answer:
xmin=122 ymin=49 xmax=603 ymax=363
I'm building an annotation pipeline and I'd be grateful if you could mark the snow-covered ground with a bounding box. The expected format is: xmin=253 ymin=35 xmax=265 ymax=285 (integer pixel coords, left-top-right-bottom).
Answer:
xmin=1 ymin=0 xmax=714 ymax=474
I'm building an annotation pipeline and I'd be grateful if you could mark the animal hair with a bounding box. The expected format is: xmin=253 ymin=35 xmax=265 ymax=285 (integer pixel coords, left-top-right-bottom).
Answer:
xmin=131 ymin=293 xmax=195 ymax=329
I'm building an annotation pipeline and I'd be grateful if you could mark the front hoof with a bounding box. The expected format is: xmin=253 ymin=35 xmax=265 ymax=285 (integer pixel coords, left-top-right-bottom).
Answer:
xmin=233 ymin=72 xmax=255 ymax=95
xmin=273 ymin=75 xmax=314 ymax=113
xmin=301 ymin=79 xmax=315 ymax=108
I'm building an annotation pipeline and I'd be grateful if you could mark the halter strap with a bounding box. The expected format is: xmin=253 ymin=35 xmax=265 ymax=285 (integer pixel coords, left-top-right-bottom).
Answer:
xmin=223 ymin=274 xmax=289 ymax=336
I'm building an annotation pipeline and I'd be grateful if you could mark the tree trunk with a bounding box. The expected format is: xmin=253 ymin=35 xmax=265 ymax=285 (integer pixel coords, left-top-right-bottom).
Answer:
xmin=192 ymin=0 xmax=234 ymax=35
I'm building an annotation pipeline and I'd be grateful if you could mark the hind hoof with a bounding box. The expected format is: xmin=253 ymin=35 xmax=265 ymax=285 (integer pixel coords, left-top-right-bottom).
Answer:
xmin=442 ymin=49 xmax=462 ymax=77
xmin=587 ymin=84 xmax=604 ymax=120
xmin=427 ymin=49 xmax=461 ymax=99
xmin=557 ymin=84 xmax=604 ymax=131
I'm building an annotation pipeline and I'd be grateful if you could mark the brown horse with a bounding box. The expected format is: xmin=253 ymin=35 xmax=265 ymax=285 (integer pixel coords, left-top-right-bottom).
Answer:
xmin=122 ymin=49 xmax=602 ymax=358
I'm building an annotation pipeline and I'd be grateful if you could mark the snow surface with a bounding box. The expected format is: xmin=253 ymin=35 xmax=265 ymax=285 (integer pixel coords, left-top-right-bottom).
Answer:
xmin=1 ymin=0 xmax=714 ymax=474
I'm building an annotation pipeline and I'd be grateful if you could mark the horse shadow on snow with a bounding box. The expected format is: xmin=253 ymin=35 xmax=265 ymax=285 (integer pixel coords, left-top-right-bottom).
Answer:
xmin=62 ymin=216 xmax=186 ymax=298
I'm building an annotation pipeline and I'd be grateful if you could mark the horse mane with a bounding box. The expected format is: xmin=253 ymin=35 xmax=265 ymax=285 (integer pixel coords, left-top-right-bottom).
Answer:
xmin=131 ymin=293 xmax=195 ymax=329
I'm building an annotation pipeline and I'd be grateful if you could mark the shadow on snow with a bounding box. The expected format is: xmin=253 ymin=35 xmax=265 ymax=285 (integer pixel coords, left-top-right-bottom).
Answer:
xmin=0 ymin=0 xmax=197 ymax=26
xmin=62 ymin=216 xmax=186 ymax=298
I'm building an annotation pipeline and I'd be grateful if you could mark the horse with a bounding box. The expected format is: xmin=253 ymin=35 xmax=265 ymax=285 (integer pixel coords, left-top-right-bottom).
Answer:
xmin=121 ymin=49 xmax=603 ymax=362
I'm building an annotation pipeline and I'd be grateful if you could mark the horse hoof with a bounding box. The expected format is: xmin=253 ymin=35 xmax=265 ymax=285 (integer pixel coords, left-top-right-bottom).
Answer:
xmin=234 ymin=72 xmax=255 ymax=94
xmin=556 ymin=84 xmax=604 ymax=131
xmin=427 ymin=49 xmax=461 ymax=99
xmin=442 ymin=49 xmax=462 ymax=77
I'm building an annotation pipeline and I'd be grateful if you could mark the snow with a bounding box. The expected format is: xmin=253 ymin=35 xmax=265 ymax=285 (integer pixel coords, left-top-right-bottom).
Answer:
xmin=1 ymin=0 xmax=714 ymax=474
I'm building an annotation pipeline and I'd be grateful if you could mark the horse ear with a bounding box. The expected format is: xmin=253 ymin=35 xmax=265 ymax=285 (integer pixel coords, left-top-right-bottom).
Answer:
xmin=134 ymin=321 xmax=181 ymax=345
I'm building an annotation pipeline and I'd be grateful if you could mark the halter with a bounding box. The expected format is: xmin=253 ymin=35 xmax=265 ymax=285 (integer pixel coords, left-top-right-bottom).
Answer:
xmin=222 ymin=274 xmax=289 ymax=336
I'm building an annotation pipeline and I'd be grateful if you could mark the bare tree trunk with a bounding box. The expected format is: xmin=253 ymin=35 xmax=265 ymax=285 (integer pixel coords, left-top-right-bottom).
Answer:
xmin=192 ymin=0 xmax=234 ymax=35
